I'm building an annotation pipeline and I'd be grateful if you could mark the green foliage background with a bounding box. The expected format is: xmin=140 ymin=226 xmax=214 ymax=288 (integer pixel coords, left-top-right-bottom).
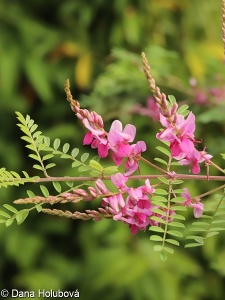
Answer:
xmin=1 ymin=0 xmax=225 ymax=299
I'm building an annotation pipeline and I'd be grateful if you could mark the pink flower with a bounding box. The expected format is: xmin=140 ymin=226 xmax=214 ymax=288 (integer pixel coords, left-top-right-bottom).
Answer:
xmin=102 ymin=194 xmax=125 ymax=215
xmin=181 ymin=188 xmax=204 ymax=218
xmin=192 ymin=202 xmax=204 ymax=218
xmin=124 ymin=141 xmax=146 ymax=175
xmin=170 ymin=136 xmax=195 ymax=160
xmin=108 ymin=120 xmax=136 ymax=165
xmin=138 ymin=179 xmax=155 ymax=195
xmin=181 ymin=188 xmax=192 ymax=206
xmin=179 ymin=149 xmax=212 ymax=174
xmin=102 ymin=178 xmax=155 ymax=234
xmin=111 ymin=173 xmax=128 ymax=190
xmin=82 ymin=119 xmax=108 ymax=158
xmin=121 ymin=203 xmax=152 ymax=234
xmin=157 ymin=112 xmax=196 ymax=159
xmin=156 ymin=109 xmax=212 ymax=174
xmin=179 ymin=149 xmax=201 ymax=174
xmin=117 ymin=197 xmax=152 ymax=234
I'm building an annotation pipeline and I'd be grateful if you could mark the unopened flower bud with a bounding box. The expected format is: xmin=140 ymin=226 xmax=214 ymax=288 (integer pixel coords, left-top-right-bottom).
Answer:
xmin=88 ymin=187 xmax=98 ymax=197
xmin=95 ymin=179 xmax=110 ymax=194
xmin=171 ymin=102 xmax=178 ymax=115
xmin=61 ymin=192 xmax=73 ymax=198
xmin=73 ymin=189 xmax=89 ymax=197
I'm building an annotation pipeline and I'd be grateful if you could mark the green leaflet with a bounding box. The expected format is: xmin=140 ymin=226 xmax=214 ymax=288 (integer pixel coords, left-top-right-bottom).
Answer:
xmin=3 ymin=204 xmax=18 ymax=214
xmin=156 ymin=146 xmax=171 ymax=157
xmin=154 ymin=158 xmax=167 ymax=165
xmin=149 ymin=226 xmax=165 ymax=233
xmin=89 ymin=160 xmax=103 ymax=172
xmin=168 ymin=95 xmax=176 ymax=106
xmin=71 ymin=148 xmax=79 ymax=158
xmin=102 ymin=166 xmax=118 ymax=175
xmin=151 ymin=208 xmax=167 ymax=215
xmin=154 ymin=189 xmax=168 ymax=195
xmin=40 ymin=185 xmax=49 ymax=198
xmin=27 ymin=190 xmax=36 ymax=198
xmin=150 ymin=235 xmax=163 ymax=242
xmin=167 ymin=230 xmax=183 ymax=238
xmin=52 ymin=181 xmax=62 ymax=193
xmin=165 ymin=239 xmax=180 ymax=246
xmin=62 ymin=143 xmax=70 ymax=153
xmin=177 ymin=104 xmax=189 ymax=115
xmin=81 ymin=153 xmax=89 ymax=162
xmin=16 ymin=209 xmax=29 ymax=225
xmin=168 ymin=221 xmax=185 ymax=228
xmin=157 ymin=177 xmax=169 ymax=185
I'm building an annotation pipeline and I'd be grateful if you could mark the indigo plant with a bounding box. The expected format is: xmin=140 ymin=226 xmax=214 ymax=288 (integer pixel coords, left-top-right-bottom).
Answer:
xmin=1 ymin=1 xmax=225 ymax=262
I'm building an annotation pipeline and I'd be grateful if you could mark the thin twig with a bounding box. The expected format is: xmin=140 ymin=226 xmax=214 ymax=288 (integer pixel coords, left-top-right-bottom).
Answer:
xmin=222 ymin=0 xmax=225 ymax=55
xmin=20 ymin=174 xmax=225 ymax=183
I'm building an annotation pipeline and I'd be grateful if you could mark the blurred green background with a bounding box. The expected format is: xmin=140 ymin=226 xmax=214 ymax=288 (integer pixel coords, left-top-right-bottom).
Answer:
xmin=1 ymin=0 xmax=225 ymax=299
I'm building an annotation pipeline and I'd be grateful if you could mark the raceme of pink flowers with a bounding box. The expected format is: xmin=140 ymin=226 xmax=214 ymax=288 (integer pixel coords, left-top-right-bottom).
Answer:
xmin=83 ymin=117 xmax=146 ymax=175
xmin=132 ymin=97 xmax=160 ymax=122
xmin=98 ymin=173 xmax=157 ymax=234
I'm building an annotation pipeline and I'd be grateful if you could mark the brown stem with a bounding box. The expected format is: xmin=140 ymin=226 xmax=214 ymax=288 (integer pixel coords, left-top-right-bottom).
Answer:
xmin=139 ymin=156 xmax=168 ymax=174
xmin=197 ymin=183 xmax=225 ymax=199
xmin=210 ymin=161 xmax=225 ymax=174
xmin=25 ymin=173 xmax=225 ymax=183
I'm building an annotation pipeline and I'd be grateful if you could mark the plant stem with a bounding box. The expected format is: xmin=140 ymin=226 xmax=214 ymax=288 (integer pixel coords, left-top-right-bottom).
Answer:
xmin=197 ymin=183 xmax=225 ymax=199
xmin=210 ymin=161 xmax=225 ymax=174
xmin=30 ymin=173 xmax=225 ymax=183
xmin=139 ymin=156 xmax=168 ymax=174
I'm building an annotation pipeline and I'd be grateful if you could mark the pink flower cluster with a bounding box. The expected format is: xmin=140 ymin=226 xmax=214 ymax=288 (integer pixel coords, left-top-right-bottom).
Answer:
xmin=190 ymin=77 xmax=225 ymax=106
xmin=156 ymin=110 xmax=212 ymax=174
xmin=94 ymin=173 xmax=173 ymax=234
xmin=83 ymin=118 xmax=146 ymax=175
xmin=133 ymin=97 xmax=160 ymax=122
xmin=95 ymin=173 xmax=155 ymax=234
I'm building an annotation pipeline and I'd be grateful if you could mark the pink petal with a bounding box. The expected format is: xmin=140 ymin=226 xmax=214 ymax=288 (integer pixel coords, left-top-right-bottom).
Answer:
xmin=111 ymin=173 xmax=128 ymax=189
xmin=82 ymin=119 xmax=104 ymax=136
xmin=180 ymin=137 xmax=195 ymax=153
xmin=95 ymin=179 xmax=110 ymax=194
xmin=191 ymin=161 xmax=200 ymax=174
xmin=98 ymin=144 xmax=109 ymax=158
xmin=133 ymin=141 xmax=146 ymax=155
xmin=116 ymin=143 xmax=131 ymax=157
xmin=137 ymin=199 xmax=151 ymax=209
xmin=130 ymin=224 xmax=138 ymax=235
xmin=123 ymin=124 xmax=136 ymax=142
xmin=184 ymin=112 xmax=195 ymax=136
xmin=157 ymin=128 xmax=176 ymax=143
xmin=107 ymin=131 xmax=118 ymax=145
xmin=192 ymin=202 xmax=204 ymax=218
xmin=159 ymin=113 xmax=169 ymax=127
xmin=83 ymin=132 xmax=93 ymax=145
xmin=112 ymin=153 xmax=123 ymax=166
xmin=110 ymin=120 xmax=122 ymax=132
